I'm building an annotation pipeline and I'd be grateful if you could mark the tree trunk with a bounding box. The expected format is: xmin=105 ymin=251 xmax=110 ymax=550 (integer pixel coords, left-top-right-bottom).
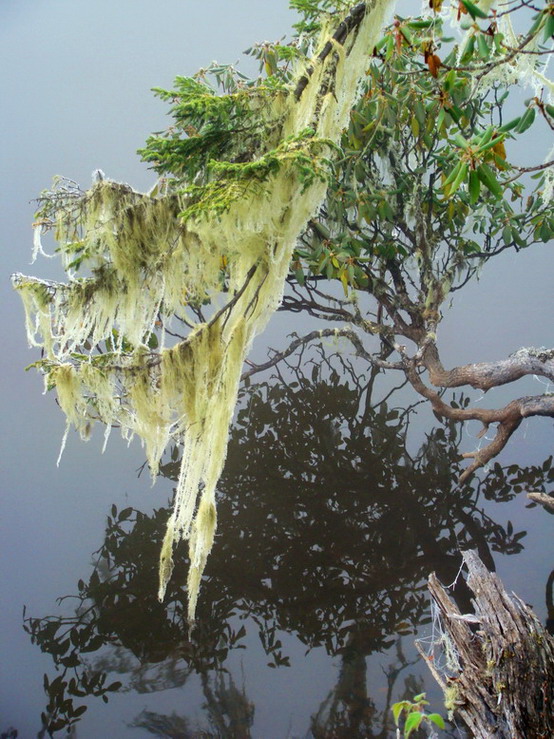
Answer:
xmin=417 ymin=550 xmax=554 ymax=738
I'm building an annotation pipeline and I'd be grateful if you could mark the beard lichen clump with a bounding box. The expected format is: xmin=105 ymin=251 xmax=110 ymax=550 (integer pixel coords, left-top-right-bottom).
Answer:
xmin=12 ymin=0 xmax=395 ymax=624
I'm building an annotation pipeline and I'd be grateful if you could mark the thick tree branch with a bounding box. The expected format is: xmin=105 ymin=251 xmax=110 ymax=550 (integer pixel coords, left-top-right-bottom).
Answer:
xmin=404 ymin=359 xmax=554 ymax=483
xmin=422 ymin=345 xmax=554 ymax=391
xmin=294 ymin=2 xmax=367 ymax=99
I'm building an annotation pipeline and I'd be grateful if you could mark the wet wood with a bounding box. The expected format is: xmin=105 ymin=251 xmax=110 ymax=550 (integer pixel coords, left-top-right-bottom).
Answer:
xmin=417 ymin=550 xmax=554 ymax=738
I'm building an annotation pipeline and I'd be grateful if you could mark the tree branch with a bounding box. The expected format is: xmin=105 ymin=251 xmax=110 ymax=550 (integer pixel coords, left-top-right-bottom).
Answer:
xmin=422 ymin=345 xmax=554 ymax=391
xmin=294 ymin=2 xmax=368 ymax=99
xmin=241 ymin=326 xmax=402 ymax=381
xmin=404 ymin=358 xmax=554 ymax=483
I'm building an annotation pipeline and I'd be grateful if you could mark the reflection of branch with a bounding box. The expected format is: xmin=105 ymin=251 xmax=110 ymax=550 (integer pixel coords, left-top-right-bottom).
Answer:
xmin=241 ymin=327 xmax=402 ymax=380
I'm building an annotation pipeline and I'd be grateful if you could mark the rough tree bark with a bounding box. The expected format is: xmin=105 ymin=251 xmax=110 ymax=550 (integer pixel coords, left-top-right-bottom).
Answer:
xmin=406 ymin=344 xmax=554 ymax=482
xmin=417 ymin=550 xmax=554 ymax=739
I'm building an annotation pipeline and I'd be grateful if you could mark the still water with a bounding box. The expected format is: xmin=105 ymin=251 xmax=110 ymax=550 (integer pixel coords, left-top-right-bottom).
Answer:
xmin=1 ymin=2 xmax=553 ymax=737
xmin=4 ymin=335 xmax=554 ymax=738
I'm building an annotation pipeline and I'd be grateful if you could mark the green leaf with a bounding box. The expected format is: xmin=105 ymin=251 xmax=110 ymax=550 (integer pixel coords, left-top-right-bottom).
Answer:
xmin=392 ymin=701 xmax=409 ymax=725
xmin=476 ymin=125 xmax=495 ymax=147
xmin=446 ymin=161 xmax=468 ymax=196
xmin=404 ymin=711 xmax=424 ymax=738
xmin=459 ymin=34 xmax=475 ymax=64
xmin=407 ymin=19 xmax=434 ymax=29
xmin=477 ymin=32 xmax=490 ymax=60
xmin=428 ymin=713 xmax=446 ymax=729
xmin=453 ymin=133 xmax=470 ymax=150
xmin=544 ymin=13 xmax=554 ymax=41
xmin=515 ymin=106 xmax=535 ymax=134
xmin=400 ymin=25 xmax=414 ymax=46
xmin=468 ymin=169 xmax=480 ymax=204
xmin=501 ymin=224 xmax=513 ymax=245
xmin=460 ymin=0 xmax=489 ymax=20
xmin=443 ymin=160 xmax=463 ymax=188
xmin=477 ymin=162 xmax=502 ymax=198
xmin=540 ymin=220 xmax=552 ymax=242
xmin=498 ymin=116 xmax=521 ymax=133
xmin=294 ymin=267 xmax=305 ymax=285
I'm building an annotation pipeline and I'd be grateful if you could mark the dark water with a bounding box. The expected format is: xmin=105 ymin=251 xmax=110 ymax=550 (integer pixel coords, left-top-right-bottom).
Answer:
xmin=1 ymin=2 xmax=553 ymax=737
xmin=5 ymin=345 xmax=554 ymax=738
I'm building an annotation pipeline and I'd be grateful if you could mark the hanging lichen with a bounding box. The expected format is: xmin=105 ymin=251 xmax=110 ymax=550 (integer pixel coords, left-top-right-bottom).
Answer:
xmin=12 ymin=0 xmax=396 ymax=625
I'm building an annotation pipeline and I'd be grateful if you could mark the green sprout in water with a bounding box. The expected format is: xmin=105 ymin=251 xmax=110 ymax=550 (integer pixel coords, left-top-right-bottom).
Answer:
xmin=392 ymin=693 xmax=446 ymax=738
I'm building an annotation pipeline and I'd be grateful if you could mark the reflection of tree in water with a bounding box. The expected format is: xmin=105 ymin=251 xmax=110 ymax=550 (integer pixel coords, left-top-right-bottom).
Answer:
xmin=25 ymin=349 xmax=553 ymax=736
xmin=129 ymin=671 xmax=253 ymax=739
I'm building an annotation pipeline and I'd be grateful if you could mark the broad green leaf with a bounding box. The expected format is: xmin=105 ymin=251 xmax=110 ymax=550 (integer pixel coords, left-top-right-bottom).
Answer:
xmin=404 ymin=711 xmax=424 ymax=738
xmin=469 ymin=169 xmax=480 ymax=203
xmin=502 ymin=224 xmax=513 ymax=245
xmin=498 ymin=116 xmax=521 ymax=133
xmin=459 ymin=34 xmax=475 ymax=64
xmin=460 ymin=0 xmax=489 ymax=20
xmin=477 ymin=32 xmax=490 ymax=60
xmin=428 ymin=713 xmax=446 ymax=729
xmin=545 ymin=12 xmax=554 ymax=41
xmin=515 ymin=106 xmax=536 ymax=134
xmin=453 ymin=133 xmax=470 ymax=150
xmin=392 ymin=701 xmax=409 ymax=725
xmin=446 ymin=161 xmax=468 ymax=196
xmin=477 ymin=162 xmax=502 ymax=198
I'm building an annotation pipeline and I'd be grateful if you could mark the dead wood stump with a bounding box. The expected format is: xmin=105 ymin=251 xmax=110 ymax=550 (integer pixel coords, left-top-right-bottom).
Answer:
xmin=416 ymin=549 xmax=554 ymax=738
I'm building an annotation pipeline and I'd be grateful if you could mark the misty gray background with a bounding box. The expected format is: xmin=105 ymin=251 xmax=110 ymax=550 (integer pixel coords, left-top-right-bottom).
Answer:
xmin=1 ymin=1 xmax=552 ymax=736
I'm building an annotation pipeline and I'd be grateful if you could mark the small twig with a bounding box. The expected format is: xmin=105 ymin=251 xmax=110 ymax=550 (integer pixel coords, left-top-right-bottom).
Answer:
xmin=503 ymin=158 xmax=554 ymax=184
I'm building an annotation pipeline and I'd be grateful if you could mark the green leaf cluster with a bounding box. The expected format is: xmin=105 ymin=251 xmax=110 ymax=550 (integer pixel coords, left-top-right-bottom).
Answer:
xmin=293 ymin=8 xmax=554 ymax=300
xmin=289 ymin=0 xmax=352 ymax=34
xmin=392 ymin=693 xmax=446 ymax=738
xmin=139 ymin=75 xmax=277 ymax=185
xmin=180 ymin=129 xmax=335 ymax=221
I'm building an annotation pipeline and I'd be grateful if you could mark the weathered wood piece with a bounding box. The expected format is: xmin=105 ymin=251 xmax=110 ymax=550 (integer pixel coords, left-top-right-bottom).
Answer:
xmin=417 ymin=550 xmax=554 ymax=738
xmin=527 ymin=492 xmax=554 ymax=513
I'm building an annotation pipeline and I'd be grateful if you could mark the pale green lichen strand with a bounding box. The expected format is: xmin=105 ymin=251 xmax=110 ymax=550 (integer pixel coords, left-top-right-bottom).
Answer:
xmin=12 ymin=0 xmax=396 ymax=625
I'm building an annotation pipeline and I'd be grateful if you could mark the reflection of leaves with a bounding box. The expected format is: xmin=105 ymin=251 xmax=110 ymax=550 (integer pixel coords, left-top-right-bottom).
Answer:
xmin=130 ymin=710 xmax=193 ymax=737
xmin=129 ymin=670 xmax=254 ymax=738
xmin=25 ymin=352 xmax=551 ymax=735
xmin=483 ymin=458 xmax=553 ymax=504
